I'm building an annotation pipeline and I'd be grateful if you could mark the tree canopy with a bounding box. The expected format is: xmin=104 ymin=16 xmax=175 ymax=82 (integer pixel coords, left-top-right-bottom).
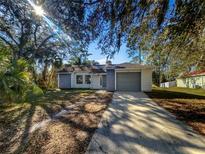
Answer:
xmin=83 ymin=0 xmax=205 ymax=83
xmin=85 ymin=0 xmax=205 ymax=54
xmin=1 ymin=0 xmax=204 ymax=61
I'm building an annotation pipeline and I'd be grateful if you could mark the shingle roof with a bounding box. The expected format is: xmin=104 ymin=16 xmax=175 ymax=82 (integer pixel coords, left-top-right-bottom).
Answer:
xmin=115 ymin=63 xmax=153 ymax=69
xmin=58 ymin=63 xmax=153 ymax=73
xmin=58 ymin=65 xmax=106 ymax=73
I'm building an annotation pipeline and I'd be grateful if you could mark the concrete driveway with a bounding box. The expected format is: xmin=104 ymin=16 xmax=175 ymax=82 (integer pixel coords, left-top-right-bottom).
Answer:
xmin=86 ymin=92 xmax=205 ymax=154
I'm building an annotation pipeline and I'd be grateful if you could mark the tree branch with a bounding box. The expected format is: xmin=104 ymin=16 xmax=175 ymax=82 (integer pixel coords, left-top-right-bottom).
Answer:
xmin=37 ymin=34 xmax=54 ymax=51
xmin=34 ymin=24 xmax=40 ymax=47
xmin=84 ymin=0 xmax=101 ymax=5
xmin=73 ymin=0 xmax=101 ymax=6
xmin=0 ymin=35 xmax=15 ymax=50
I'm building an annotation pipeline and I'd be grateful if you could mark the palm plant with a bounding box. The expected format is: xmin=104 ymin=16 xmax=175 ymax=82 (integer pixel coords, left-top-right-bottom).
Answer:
xmin=0 ymin=58 xmax=33 ymax=102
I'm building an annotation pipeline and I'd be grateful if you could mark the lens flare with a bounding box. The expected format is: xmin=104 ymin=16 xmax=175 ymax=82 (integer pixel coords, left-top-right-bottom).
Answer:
xmin=27 ymin=0 xmax=45 ymax=16
xmin=33 ymin=5 xmax=45 ymax=16
xmin=27 ymin=0 xmax=72 ymax=45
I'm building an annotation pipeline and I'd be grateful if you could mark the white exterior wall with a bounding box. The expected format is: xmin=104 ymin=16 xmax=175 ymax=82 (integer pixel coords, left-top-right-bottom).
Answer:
xmin=71 ymin=72 xmax=104 ymax=89
xmin=177 ymin=75 xmax=205 ymax=89
xmin=141 ymin=69 xmax=152 ymax=92
xmin=91 ymin=75 xmax=103 ymax=89
xmin=176 ymin=78 xmax=186 ymax=87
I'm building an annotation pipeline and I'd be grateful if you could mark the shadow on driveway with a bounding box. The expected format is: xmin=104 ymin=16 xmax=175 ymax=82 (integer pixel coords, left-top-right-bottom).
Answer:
xmin=86 ymin=92 xmax=205 ymax=154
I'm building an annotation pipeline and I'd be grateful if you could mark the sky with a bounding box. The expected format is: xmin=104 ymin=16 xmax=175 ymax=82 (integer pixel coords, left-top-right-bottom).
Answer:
xmin=25 ymin=0 xmax=132 ymax=65
xmin=88 ymin=42 xmax=132 ymax=64
xmin=27 ymin=0 xmax=175 ymax=65
xmin=87 ymin=0 xmax=175 ymax=65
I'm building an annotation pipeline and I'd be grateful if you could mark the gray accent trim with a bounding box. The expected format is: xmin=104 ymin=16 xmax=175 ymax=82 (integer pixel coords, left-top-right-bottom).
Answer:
xmin=106 ymin=69 xmax=115 ymax=91
xmin=102 ymin=75 xmax=106 ymax=88
xmin=58 ymin=74 xmax=71 ymax=89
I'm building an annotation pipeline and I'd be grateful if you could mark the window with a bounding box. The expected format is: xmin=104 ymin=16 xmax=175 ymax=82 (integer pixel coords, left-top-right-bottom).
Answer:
xmin=100 ymin=76 xmax=103 ymax=86
xmin=85 ymin=75 xmax=91 ymax=84
xmin=76 ymin=75 xmax=83 ymax=84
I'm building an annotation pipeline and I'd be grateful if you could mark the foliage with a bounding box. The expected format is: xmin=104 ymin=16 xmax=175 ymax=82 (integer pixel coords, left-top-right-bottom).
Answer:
xmin=85 ymin=0 xmax=205 ymax=82
xmin=0 ymin=58 xmax=34 ymax=102
xmin=0 ymin=0 xmax=89 ymax=94
xmin=86 ymin=0 xmax=205 ymax=56
xmin=68 ymin=45 xmax=91 ymax=65
xmin=67 ymin=45 xmax=99 ymax=65
xmin=0 ymin=42 xmax=43 ymax=102
xmin=0 ymin=0 xmax=87 ymax=59
xmin=0 ymin=42 xmax=10 ymax=69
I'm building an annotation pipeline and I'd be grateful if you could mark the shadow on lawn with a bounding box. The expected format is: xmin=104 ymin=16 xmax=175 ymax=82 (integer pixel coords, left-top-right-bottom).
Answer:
xmin=0 ymin=104 xmax=32 ymax=153
xmin=146 ymin=89 xmax=205 ymax=99
xmin=0 ymin=89 xmax=112 ymax=154
xmin=146 ymin=89 xmax=205 ymax=136
xmin=2 ymin=90 xmax=205 ymax=154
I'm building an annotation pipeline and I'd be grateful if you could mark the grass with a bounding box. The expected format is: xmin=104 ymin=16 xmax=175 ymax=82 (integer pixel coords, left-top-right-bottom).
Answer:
xmin=153 ymin=87 xmax=205 ymax=97
xmin=146 ymin=87 xmax=205 ymax=136
xmin=0 ymin=89 xmax=113 ymax=154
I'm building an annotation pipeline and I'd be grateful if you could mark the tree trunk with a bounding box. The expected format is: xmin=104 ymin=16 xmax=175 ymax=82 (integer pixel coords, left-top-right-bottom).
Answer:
xmin=42 ymin=62 xmax=49 ymax=89
xmin=139 ymin=47 xmax=142 ymax=64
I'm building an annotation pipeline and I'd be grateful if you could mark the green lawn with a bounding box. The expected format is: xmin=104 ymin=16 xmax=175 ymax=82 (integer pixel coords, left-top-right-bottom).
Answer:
xmin=152 ymin=87 xmax=205 ymax=97
xmin=0 ymin=89 xmax=113 ymax=154
xmin=146 ymin=87 xmax=205 ymax=136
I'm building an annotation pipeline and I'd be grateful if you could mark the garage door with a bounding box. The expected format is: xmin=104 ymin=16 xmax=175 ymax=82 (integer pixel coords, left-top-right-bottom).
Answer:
xmin=59 ymin=74 xmax=71 ymax=89
xmin=116 ymin=72 xmax=141 ymax=91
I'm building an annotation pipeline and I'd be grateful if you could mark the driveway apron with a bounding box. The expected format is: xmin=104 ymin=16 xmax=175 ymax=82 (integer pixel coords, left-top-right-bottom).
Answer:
xmin=86 ymin=92 xmax=205 ymax=154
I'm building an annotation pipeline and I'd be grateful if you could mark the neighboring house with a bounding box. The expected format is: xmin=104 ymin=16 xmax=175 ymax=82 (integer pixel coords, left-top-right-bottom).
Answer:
xmin=57 ymin=62 xmax=153 ymax=92
xmin=176 ymin=70 xmax=205 ymax=89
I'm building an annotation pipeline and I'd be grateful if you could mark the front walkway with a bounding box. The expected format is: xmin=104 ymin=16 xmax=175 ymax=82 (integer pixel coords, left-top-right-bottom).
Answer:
xmin=86 ymin=92 xmax=205 ymax=154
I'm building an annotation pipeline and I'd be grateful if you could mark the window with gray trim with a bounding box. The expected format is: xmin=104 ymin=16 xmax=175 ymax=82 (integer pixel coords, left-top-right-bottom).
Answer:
xmin=85 ymin=75 xmax=91 ymax=84
xmin=76 ymin=75 xmax=83 ymax=84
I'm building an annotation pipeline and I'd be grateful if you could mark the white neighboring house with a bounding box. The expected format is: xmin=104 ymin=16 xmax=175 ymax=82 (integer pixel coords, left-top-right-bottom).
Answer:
xmin=57 ymin=62 xmax=153 ymax=92
xmin=176 ymin=70 xmax=205 ymax=89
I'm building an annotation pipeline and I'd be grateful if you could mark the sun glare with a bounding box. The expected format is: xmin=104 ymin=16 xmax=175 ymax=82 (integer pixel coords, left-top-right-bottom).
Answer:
xmin=27 ymin=0 xmax=71 ymax=43
xmin=33 ymin=5 xmax=45 ymax=16
xmin=27 ymin=0 xmax=45 ymax=16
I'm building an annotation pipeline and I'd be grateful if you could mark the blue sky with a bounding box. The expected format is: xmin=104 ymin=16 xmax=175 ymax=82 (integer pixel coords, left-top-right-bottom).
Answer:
xmin=88 ymin=42 xmax=132 ymax=64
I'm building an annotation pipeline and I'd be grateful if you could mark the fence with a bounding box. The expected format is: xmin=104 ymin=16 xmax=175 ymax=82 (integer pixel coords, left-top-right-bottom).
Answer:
xmin=160 ymin=81 xmax=176 ymax=88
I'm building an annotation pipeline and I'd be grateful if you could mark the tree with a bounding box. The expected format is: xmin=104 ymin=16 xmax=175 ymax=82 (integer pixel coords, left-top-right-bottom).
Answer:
xmin=85 ymin=0 xmax=204 ymax=56
xmin=0 ymin=0 xmax=89 ymax=91
xmin=68 ymin=45 xmax=92 ymax=65
xmin=85 ymin=0 xmax=205 ymax=82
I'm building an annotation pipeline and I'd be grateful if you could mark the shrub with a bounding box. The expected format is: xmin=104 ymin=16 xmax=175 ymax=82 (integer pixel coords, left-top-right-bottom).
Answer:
xmin=0 ymin=58 xmax=43 ymax=102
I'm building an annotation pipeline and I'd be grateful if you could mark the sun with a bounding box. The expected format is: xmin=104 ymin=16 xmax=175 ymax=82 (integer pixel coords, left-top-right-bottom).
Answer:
xmin=33 ymin=5 xmax=45 ymax=16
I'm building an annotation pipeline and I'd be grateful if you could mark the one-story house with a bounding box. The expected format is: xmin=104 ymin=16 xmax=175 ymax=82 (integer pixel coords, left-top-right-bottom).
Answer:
xmin=57 ymin=62 xmax=153 ymax=92
xmin=176 ymin=70 xmax=205 ymax=89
